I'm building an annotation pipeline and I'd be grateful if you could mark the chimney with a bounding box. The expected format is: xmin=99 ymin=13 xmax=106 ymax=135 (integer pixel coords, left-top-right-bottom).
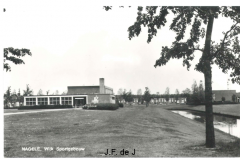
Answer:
xmin=99 ymin=78 xmax=105 ymax=94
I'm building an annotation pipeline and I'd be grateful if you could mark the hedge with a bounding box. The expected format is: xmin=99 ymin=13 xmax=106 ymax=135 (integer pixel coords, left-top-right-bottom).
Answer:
xmin=83 ymin=103 xmax=119 ymax=110
xmin=18 ymin=105 xmax=73 ymax=110
xmin=118 ymin=103 xmax=124 ymax=108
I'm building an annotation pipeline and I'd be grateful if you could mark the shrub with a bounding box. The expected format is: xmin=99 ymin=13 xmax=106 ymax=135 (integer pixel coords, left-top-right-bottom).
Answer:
xmin=18 ymin=105 xmax=73 ymax=110
xmin=118 ymin=103 xmax=124 ymax=108
xmin=83 ymin=103 xmax=119 ymax=110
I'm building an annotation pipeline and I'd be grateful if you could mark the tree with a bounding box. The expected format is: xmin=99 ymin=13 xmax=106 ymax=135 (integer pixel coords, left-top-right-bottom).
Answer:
xmin=137 ymin=89 xmax=142 ymax=104
xmin=165 ymin=87 xmax=170 ymax=103
xmin=191 ymin=80 xmax=200 ymax=103
xmin=55 ymin=90 xmax=59 ymax=95
xmin=105 ymin=6 xmax=240 ymax=148
xmin=181 ymin=88 xmax=192 ymax=102
xmin=4 ymin=47 xmax=32 ymax=72
xmin=199 ymin=80 xmax=205 ymax=102
xmin=175 ymin=89 xmax=179 ymax=103
xmin=4 ymin=87 xmax=12 ymax=108
xmin=23 ymin=84 xmax=33 ymax=96
xmin=125 ymin=90 xmax=134 ymax=104
xmin=117 ymin=88 xmax=124 ymax=102
xmin=143 ymin=87 xmax=151 ymax=107
xmin=37 ymin=89 xmax=43 ymax=95
xmin=122 ymin=89 xmax=127 ymax=104
xmin=17 ymin=88 xmax=24 ymax=105
xmin=62 ymin=91 xmax=67 ymax=95
xmin=46 ymin=90 xmax=50 ymax=95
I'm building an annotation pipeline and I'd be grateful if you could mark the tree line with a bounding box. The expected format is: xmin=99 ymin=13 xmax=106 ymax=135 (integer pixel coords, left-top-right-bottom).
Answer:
xmin=3 ymin=85 xmax=67 ymax=108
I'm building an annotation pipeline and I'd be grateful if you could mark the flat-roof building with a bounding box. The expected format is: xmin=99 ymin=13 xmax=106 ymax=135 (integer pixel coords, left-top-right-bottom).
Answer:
xmin=24 ymin=78 xmax=115 ymax=107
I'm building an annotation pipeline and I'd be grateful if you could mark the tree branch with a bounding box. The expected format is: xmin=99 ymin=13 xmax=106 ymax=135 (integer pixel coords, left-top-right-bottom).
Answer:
xmin=213 ymin=22 xmax=239 ymax=57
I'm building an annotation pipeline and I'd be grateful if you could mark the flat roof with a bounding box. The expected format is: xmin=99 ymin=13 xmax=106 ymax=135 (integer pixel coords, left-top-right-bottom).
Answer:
xmin=24 ymin=94 xmax=115 ymax=97
xmin=68 ymin=86 xmax=99 ymax=88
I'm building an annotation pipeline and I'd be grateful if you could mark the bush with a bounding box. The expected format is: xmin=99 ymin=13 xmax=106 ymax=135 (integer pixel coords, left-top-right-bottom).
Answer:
xmin=83 ymin=103 xmax=119 ymax=110
xmin=118 ymin=103 xmax=124 ymax=108
xmin=18 ymin=105 xmax=73 ymax=110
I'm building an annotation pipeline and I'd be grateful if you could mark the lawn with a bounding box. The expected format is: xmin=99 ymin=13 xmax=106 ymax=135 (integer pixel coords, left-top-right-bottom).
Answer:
xmin=4 ymin=105 xmax=240 ymax=157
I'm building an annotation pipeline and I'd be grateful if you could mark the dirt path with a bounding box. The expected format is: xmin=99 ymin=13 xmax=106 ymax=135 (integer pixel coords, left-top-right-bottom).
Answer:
xmin=4 ymin=108 xmax=76 ymax=116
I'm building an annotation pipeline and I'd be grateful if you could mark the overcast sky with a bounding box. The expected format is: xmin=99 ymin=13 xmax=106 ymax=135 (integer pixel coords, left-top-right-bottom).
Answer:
xmin=2 ymin=1 xmax=240 ymax=95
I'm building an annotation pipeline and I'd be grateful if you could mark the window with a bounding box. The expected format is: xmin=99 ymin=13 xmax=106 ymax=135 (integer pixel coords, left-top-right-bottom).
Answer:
xmin=38 ymin=98 xmax=48 ymax=105
xmin=61 ymin=97 xmax=72 ymax=105
xmin=26 ymin=98 xmax=36 ymax=106
xmin=50 ymin=97 xmax=60 ymax=105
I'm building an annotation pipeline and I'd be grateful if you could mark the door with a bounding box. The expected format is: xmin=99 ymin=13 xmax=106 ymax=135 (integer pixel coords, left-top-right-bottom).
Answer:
xmin=74 ymin=97 xmax=86 ymax=107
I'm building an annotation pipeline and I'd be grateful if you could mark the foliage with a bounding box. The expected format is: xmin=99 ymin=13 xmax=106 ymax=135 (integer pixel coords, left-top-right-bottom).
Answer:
xmin=165 ymin=87 xmax=170 ymax=102
xmin=4 ymin=87 xmax=12 ymax=108
xmin=37 ymin=89 xmax=43 ymax=95
xmin=143 ymin=87 xmax=151 ymax=106
xmin=4 ymin=47 xmax=32 ymax=72
xmin=175 ymin=89 xmax=179 ymax=101
xmin=23 ymin=84 xmax=33 ymax=96
xmin=125 ymin=90 xmax=134 ymax=103
xmin=118 ymin=103 xmax=124 ymax=108
xmin=191 ymin=80 xmax=200 ymax=103
xmin=198 ymin=80 xmax=205 ymax=102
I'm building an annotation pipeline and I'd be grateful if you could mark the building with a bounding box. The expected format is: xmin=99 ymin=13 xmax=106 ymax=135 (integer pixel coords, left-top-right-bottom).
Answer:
xmin=212 ymin=90 xmax=239 ymax=102
xmin=24 ymin=78 xmax=115 ymax=107
xmin=117 ymin=95 xmax=187 ymax=104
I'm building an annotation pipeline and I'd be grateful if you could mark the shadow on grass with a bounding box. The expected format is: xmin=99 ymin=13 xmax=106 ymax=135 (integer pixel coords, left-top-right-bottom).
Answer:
xmin=185 ymin=139 xmax=240 ymax=157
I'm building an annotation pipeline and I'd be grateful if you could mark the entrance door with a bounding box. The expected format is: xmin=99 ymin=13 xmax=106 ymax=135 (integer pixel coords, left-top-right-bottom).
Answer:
xmin=74 ymin=97 xmax=86 ymax=107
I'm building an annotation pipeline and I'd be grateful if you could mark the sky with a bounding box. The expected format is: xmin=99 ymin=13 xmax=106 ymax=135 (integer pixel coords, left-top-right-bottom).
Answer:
xmin=2 ymin=0 xmax=240 ymax=96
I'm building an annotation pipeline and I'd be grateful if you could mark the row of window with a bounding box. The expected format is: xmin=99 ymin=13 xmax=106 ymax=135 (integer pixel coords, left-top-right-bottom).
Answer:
xmin=25 ymin=97 xmax=73 ymax=105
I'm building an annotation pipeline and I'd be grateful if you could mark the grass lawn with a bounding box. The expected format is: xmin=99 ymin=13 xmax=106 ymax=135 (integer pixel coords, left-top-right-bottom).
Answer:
xmin=163 ymin=104 xmax=240 ymax=117
xmin=4 ymin=105 xmax=240 ymax=157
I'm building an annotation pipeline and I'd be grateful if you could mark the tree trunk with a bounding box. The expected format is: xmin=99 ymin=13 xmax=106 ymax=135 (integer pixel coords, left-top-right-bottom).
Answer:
xmin=203 ymin=15 xmax=215 ymax=148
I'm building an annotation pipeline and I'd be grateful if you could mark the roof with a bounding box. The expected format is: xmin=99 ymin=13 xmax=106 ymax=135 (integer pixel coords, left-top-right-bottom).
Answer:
xmin=23 ymin=94 xmax=115 ymax=97
xmin=68 ymin=86 xmax=99 ymax=88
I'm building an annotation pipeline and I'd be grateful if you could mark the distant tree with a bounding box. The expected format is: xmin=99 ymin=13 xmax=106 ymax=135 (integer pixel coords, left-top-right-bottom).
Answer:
xmin=125 ymin=90 xmax=134 ymax=104
xmin=232 ymin=94 xmax=236 ymax=102
xmin=182 ymin=88 xmax=192 ymax=94
xmin=181 ymin=88 xmax=192 ymax=102
xmin=4 ymin=87 xmax=12 ymax=108
xmin=55 ymin=90 xmax=59 ymax=95
xmin=46 ymin=90 xmax=50 ymax=95
xmin=61 ymin=91 xmax=67 ymax=95
xmin=199 ymin=80 xmax=205 ymax=102
xmin=122 ymin=89 xmax=127 ymax=104
xmin=165 ymin=87 xmax=170 ymax=103
xmin=143 ymin=87 xmax=151 ymax=107
xmin=191 ymin=80 xmax=200 ymax=103
xmin=23 ymin=84 xmax=33 ymax=96
xmin=17 ymin=89 xmax=24 ymax=104
xmin=4 ymin=47 xmax=32 ymax=72
xmin=37 ymin=89 xmax=43 ymax=95
xmin=117 ymin=88 xmax=124 ymax=102
xmin=137 ymin=89 xmax=142 ymax=104
xmin=175 ymin=89 xmax=179 ymax=103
